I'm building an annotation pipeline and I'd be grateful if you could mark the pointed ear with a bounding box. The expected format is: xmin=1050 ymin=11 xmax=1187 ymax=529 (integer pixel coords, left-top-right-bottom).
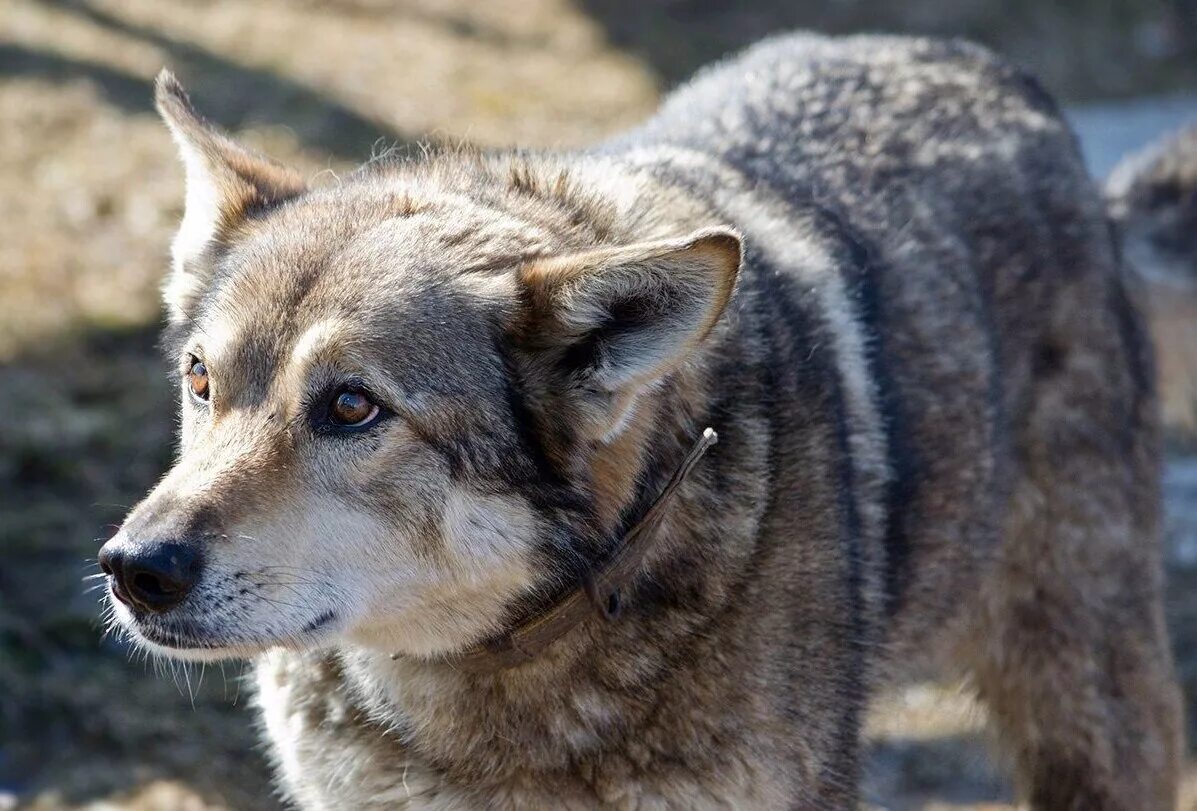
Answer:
xmin=516 ymin=227 xmax=741 ymax=394
xmin=154 ymin=70 xmax=306 ymax=322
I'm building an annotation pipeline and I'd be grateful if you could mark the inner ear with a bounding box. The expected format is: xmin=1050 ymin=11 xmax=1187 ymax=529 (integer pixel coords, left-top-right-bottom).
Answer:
xmin=516 ymin=227 xmax=741 ymax=395
xmin=561 ymin=286 xmax=697 ymax=384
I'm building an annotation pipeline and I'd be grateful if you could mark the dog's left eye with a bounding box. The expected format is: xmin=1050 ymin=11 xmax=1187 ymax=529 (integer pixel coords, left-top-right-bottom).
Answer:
xmin=327 ymin=388 xmax=381 ymax=429
xmin=187 ymin=356 xmax=210 ymax=402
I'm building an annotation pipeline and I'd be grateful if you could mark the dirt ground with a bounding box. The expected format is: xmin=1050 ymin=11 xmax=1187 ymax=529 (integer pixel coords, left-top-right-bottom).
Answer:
xmin=2 ymin=1 xmax=1197 ymax=808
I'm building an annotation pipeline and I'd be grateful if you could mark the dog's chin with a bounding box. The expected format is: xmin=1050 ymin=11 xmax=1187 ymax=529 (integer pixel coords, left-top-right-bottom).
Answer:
xmin=110 ymin=597 xmax=340 ymax=663
xmin=133 ymin=631 xmax=270 ymax=663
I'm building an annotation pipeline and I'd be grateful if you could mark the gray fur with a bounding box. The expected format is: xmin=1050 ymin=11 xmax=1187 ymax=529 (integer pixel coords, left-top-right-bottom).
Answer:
xmin=102 ymin=34 xmax=1184 ymax=809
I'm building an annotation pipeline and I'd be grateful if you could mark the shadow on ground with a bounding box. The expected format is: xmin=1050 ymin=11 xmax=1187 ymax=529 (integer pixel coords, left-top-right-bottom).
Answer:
xmin=3 ymin=0 xmax=409 ymax=162
xmin=0 ymin=322 xmax=274 ymax=808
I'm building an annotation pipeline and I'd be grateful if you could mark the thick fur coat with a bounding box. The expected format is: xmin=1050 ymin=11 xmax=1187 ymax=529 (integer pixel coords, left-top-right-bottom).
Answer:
xmin=101 ymin=34 xmax=1184 ymax=809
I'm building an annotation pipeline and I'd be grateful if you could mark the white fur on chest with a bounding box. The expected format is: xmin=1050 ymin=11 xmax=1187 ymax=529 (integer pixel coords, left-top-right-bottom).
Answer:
xmin=255 ymin=650 xmax=788 ymax=810
xmin=256 ymin=650 xmax=462 ymax=809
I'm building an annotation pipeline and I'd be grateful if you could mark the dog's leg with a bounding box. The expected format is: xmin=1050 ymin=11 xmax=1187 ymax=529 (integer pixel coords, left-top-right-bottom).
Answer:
xmin=964 ymin=472 xmax=1182 ymax=809
xmin=958 ymin=333 xmax=1182 ymax=809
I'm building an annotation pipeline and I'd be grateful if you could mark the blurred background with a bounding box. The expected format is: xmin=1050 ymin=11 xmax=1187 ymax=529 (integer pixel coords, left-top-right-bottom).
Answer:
xmin=1 ymin=1 xmax=1196 ymax=808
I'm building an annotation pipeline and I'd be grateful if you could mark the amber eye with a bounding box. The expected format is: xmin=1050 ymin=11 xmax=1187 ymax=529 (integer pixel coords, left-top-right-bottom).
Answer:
xmin=328 ymin=389 xmax=379 ymax=427
xmin=188 ymin=359 xmax=209 ymax=401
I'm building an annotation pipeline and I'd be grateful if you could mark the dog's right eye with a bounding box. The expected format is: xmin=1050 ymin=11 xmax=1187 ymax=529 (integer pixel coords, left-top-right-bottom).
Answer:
xmin=313 ymin=384 xmax=388 ymax=434
xmin=329 ymin=390 xmax=378 ymax=427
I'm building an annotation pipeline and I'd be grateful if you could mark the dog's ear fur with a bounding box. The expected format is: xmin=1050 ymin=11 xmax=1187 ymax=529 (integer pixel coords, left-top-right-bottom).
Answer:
xmin=154 ymin=70 xmax=306 ymax=322
xmin=516 ymin=228 xmax=741 ymax=398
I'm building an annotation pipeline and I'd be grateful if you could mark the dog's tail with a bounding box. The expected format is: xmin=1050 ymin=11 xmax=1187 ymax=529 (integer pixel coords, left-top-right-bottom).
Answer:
xmin=1106 ymin=123 xmax=1197 ymax=286
xmin=1108 ymin=124 xmax=1197 ymax=439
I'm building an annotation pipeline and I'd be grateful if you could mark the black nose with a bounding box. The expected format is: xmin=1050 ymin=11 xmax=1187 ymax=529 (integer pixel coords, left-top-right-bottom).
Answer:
xmin=99 ymin=540 xmax=201 ymax=613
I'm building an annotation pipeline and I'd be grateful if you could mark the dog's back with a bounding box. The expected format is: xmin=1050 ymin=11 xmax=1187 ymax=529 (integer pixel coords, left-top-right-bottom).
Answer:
xmin=603 ymin=34 xmax=1180 ymax=807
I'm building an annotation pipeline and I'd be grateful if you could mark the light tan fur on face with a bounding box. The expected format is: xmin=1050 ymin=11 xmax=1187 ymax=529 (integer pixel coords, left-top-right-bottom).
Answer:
xmin=112 ymin=240 xmax=556 ymax=661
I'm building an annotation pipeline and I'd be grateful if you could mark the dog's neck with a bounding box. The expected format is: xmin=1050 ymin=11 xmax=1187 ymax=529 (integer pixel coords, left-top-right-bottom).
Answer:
xmin=418 ymin=427 xmax=719 ymax=673
xmin=333 ymin=532 xmax=747 ymax=789
xmin=326 ymin=384 xmax=771 ymax=792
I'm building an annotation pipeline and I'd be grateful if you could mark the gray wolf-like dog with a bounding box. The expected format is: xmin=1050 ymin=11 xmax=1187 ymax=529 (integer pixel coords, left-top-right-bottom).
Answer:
xmin=100 ymin=34 xmax=1188 ymax=809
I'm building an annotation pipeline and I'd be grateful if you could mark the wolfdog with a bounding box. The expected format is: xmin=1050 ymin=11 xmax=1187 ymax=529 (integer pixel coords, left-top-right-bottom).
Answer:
xmin=100 ymin=34 xmax=1187 ymax=808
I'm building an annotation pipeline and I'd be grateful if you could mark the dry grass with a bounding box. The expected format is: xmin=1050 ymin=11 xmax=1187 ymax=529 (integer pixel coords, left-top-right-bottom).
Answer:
xmin=3 ymin=1 xmax=1196 ymax=808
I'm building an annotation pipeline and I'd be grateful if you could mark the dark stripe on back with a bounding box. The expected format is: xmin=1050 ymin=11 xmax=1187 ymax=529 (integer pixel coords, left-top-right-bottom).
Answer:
xmin=636 ymin=156 xmax=875 ymax=637
xmin=747 ymin=242 xmax=868 ymax=778
xmin=809 ymin=206 xmax=919 ymax=617
xmin=691 ymin=143 xmax=917 ymax=618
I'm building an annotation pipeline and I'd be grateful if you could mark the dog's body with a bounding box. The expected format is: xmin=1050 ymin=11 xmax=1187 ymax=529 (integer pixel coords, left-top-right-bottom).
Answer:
xmin=101 ymin=34 xmax=1183 ymax=808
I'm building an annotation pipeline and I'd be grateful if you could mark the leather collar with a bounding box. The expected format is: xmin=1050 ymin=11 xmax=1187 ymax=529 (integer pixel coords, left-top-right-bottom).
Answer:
xmin=426 ymin=427 xmax=718 ymax=673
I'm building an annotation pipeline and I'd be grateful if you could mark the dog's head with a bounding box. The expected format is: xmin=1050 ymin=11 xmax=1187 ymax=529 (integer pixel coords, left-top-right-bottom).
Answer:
xmin=99 ymin=73 xmax=740 ymax=662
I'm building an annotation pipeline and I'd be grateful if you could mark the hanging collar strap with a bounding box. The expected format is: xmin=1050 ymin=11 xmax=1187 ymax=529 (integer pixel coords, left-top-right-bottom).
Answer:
xmin=430 ymin=427 xmax=718 ymax=673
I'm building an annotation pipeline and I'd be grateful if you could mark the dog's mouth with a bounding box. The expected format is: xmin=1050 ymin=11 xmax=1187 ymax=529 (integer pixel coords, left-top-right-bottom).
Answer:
xmin=110 ymin=592 xmax=339 ymax=661
xmin=137 ymin=619 xmax=240 ymax=650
